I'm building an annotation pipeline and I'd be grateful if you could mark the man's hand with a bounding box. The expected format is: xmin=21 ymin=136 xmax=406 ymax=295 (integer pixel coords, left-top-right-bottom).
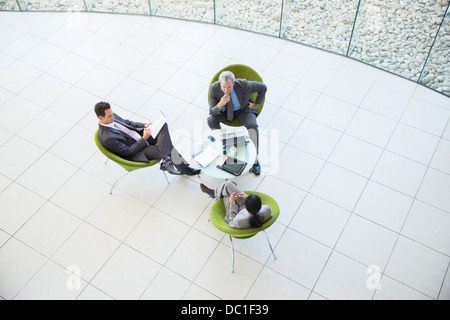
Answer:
xmin=143 ymin=127 xmax=152 ymax=140
xmin=248 ymin=103 xmax=259 ymax=110
xmin=218 ymin=94 xmax=230 ymax=109
xmin=142 ymin=121 xmax=153 ymax=140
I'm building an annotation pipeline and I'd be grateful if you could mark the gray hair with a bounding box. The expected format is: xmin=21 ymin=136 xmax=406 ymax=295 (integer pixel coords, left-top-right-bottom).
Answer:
xmin=219 ymin=71 xmax=235 ymax=84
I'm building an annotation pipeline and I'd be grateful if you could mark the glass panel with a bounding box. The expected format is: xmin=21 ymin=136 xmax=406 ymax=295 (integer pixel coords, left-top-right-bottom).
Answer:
xmin=349 ymin=0 xmax=449 ymax=82
xmin=90 ymin=0 xmax=150 ymax=14
xmin=215 ymin=0 xmax=282 ymax=36
xmin=151 ymin=0 xmax=214 ymax=22
xmin=420 ymin=5 xmax=450 ymax=96
xmin=1 ymin=0 xmax=21 ymax=10
xmin=25 ymin=0 xmax=86 ymax=11
xmin=280 ymin=0 xmax=360 ymax=54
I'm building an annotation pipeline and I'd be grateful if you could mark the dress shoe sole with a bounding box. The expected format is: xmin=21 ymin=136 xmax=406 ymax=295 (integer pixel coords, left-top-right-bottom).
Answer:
xmin=181 ymin=171 xmax=200 ymax=176
xmin=160 ymin=165 xmax=182 ymax=175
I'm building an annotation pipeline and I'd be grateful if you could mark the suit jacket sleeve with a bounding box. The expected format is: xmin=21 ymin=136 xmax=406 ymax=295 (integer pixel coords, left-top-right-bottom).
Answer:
xmin=101 ymin=129 xmax=149 ymax=160
xmin=208 ymin=82 xmax=223 ymax=116
xmin=244 ymin=80 xmax=267 ymax=105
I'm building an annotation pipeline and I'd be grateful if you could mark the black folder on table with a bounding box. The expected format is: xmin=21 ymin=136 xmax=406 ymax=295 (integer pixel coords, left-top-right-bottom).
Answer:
xmin=216 ymin=155 xmax=247 ymax=176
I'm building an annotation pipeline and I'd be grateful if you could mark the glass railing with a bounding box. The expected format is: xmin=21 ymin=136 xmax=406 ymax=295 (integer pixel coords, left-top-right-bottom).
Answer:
xmin=1 ymin=0 xmax=449 ymax=97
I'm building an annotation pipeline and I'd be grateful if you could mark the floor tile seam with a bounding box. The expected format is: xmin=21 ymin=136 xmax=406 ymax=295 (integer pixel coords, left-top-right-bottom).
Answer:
xmin=2 ymin=100 xmax=448 ymax=224
xmin=188 ymin=240 xmax=269 ymax=300
xmin=393 ymin=116 xmax=450 ymax=225
xmin=44 ymin=217 xmax=167 ymax=298
xmin=0 ymin=231 xmax=85 ymax=300
xmin=3 ymin=10 xmax=450 ymax=104
xmin=78 ymin=239 xmax=156 ymax=300
xmin=262 ymin=224 xmax=333 ymax=296
xmin=371 ymin=68 xmax=419 ymax=96
xmin=288 ymin=99 xmax=379 ymax=295
xmin=10 ymin=10 xmax=65 ymax=42
xmin=0 ymin=143 xmax=78 ymax=201
xmin=285 ymin=130 xmax=388 ymax=178
xmin=376 ymin=272 xmax=437 ymax=300
xmin=394 ymin=114 xmax=450 ymax=140
xmin=78 ymin=14 xmax=147 ymax=46
xmin=2 ymin=8 xmax=446 ymax=298
xmin=284 ymin=89 xmax=360 ymax=204
xmin=334 ymin=98 xmax=413 ymax=281
xmin=184 ymin=233 xmax=224 ymax=300
xmin=289 ymin=188 xmax=408 ymax=235
xmin=348 ymin=91 xmax=419 ymax=215
xmin=13 ymin=79 xmax=87 ymax=125
xmin=2 ymin=73 xmax=77 ymax=117
xmin=377 ymin=233 xmax=449 ymax=301
xmin=130 ymin=86 xmax=193 ymax=125
xmin=285 ymin=222 xmax=441 ymax=300
xmin=348 ymin=104 xmax=450 ymax=146
xmin=298 ymin=57 xmax=339 ymax=89
xmin=243 ymin=256 xmax=313 ymax=301
xmin=124 ymin=53 xmax=206 ymax=114
xmin=436 ymin=262 xmax=450 ymax=300
xmin=0 ymin=28 xmax=49 ymax=61
xmin=9 ymin=250 xmax=57 ymax=300
xmin=255 ymin=173 xmax=308 ymax=229
xmin=355 ymin=94 xmax=450 ymax=295
xmin=410 ymin=85 xmax=450 ymax=110
xmin=269 ymin=71 xmax=324 ymax=150
xmin=154 ymin=220 xmax=226 ymax=300
xmin=10 ymin=111 xmax=87 ymax=165
xmin=261 ymin=62 xmax=309 ymax=86
xmin=4 ymin=180 xmax=169 ymax=282
xmin=335 ymin=57 xmax=381 ymax=85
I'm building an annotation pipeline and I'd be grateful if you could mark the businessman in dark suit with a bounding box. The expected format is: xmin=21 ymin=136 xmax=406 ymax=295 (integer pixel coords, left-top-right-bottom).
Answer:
xmin=95 ymin=102 xmax=200 ymax=176
xmin=208 ymin=71 xmax=266 ymax=175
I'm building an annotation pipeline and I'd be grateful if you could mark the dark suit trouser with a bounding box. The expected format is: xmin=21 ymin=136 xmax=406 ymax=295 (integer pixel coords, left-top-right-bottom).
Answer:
xmin=143 ymin=123 xmax=189 ymax=170
xmin=207 ymin=110 xmax=259 ymax=155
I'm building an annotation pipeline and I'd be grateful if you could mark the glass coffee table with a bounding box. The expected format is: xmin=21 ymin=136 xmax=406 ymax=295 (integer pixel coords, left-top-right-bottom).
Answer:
xmin=193 ymin=129 xmax=257 ymax=181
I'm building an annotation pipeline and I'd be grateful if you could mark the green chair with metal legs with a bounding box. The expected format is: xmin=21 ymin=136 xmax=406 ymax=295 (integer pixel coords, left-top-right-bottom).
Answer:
xmin=209 ymin=191 xmax=279 ymax=273
xmin=94 ymin=129 xmax=169 ymax=194
xmin=208 ymin=64 xmax=265 ymax=127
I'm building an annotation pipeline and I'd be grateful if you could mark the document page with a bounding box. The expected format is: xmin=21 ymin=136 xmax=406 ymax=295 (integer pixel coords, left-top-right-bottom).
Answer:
xmin=149 ymin=110 xmax=167 ymax=138
xmin=192 ymin=145 xmax=221 ymax=167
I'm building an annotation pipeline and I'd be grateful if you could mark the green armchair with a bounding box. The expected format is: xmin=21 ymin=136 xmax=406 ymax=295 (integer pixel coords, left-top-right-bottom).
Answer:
xmin=208 ymin=64 xmax=265 ymax=127
xmin=94 ymin=129 xmax=169 ymax=194
xmin=209 ymin=191 xmax=279 ymax=272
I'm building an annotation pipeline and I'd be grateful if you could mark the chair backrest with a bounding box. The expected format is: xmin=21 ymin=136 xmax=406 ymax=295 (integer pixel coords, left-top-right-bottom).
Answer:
xmin=94 ymin=129 xmax=159 ymax=171
xmin=209 ymin=64 xmax=265 ymax=127
xmin=209 ymin=191 xmax=280 ymax=239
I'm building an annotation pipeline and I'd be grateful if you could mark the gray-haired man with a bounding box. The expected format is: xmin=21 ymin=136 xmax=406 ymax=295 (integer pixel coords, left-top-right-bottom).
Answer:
xmin=207 ymin=71 xmax=267 ymax=175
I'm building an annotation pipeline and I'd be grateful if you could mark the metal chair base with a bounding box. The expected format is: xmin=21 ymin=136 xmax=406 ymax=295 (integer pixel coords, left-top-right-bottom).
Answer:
xmin=229 ymin=230 xmax=277 ymax=273
xmin=106 ymin=159 xmax=170 ymax=194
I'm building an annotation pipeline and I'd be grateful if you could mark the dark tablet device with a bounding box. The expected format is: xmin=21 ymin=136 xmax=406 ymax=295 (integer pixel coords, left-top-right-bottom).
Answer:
xmin=216 ymin=155 xmax=247 ymax=176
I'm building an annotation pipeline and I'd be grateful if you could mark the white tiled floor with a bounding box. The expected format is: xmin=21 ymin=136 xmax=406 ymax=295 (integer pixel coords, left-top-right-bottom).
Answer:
xmin=0 ymin=11 xmax=449 ymax=300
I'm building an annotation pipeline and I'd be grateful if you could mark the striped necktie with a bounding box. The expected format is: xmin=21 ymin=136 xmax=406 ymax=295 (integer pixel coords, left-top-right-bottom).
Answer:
xmin=113 ymin=122 xmax=141 ymax=142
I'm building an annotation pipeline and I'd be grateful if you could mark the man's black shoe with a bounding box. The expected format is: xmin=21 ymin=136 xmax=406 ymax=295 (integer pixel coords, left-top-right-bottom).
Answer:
xmin=250 ymin=161 xmax=261 ymax=175
xmin=178 ymin=166 xmax=201 ymax=176
xmin=200 ymin=183 xmax=215 ymax=198
xmin=160 ymin=161 xmax=181 ymax=175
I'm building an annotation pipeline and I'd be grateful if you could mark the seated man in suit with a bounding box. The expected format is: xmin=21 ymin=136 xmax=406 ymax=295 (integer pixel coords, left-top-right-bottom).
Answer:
xmin=207 ymin=71 xmax=267 ymax=175
xmin=200 ymin=181 xmax=272 ymax=229
xmin=95 ymin=101 xmax=200 ymax=176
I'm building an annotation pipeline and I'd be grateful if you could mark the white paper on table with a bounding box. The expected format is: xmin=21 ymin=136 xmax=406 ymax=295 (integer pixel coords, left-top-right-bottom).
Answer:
xmin=192 ymin=145 xmax=221 ymax=167
xmin=148 ymin=110 xmax=167 ymax=138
